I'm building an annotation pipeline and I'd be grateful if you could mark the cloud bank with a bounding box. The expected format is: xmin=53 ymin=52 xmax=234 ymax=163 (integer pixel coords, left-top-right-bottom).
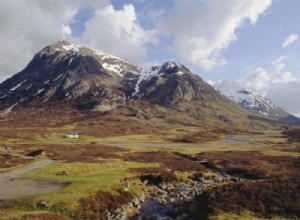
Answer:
xmin=82 ymin=4 xmax=156 ymax=64
xmin=157 ymin=0 xmax=272 ymax=69
xmin=0 ymin=0 xmax=152 ymax=81
xmin=0 ymin=0 xmax=272 ymax=82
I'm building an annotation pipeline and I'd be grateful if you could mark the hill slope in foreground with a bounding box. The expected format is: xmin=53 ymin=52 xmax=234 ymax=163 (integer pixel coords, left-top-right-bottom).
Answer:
xmin=0 ymin=41 xmax=299 ymax=220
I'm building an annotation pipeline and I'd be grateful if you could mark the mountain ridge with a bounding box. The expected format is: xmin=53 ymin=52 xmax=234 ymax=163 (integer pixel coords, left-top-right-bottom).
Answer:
xmin=0 ymin=41 xmax=285 ymax=131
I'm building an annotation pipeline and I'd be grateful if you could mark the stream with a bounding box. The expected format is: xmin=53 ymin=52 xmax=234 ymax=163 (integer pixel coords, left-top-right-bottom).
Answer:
xmin=127 ymin=170 xmax=244 ymax=220
xmin=101 ymin=169 xmax=245 ymax=220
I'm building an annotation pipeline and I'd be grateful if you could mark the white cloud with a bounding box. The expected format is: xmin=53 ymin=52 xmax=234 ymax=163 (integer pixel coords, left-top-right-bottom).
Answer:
xmin=157 ymin=0 xmax=272 ymax=69
xmin=272 ymin=56 xmax=297 ymax=83
xmin=61 ymin=25 xmax=72 ymax=39
xmin=0 ymin=0 xmax=273 ymax=82
xmin=0 ymin=0 xmax=111 ymax=82
xmin=82 ymin=4 xmax=156 ymax=64
xmin=0 ymin=0 xmax=159 ymax=82
xmin=244 ymin=67 xmax=270 ymax=93
xmin=282 ymin=34 xmax=298 ymax=48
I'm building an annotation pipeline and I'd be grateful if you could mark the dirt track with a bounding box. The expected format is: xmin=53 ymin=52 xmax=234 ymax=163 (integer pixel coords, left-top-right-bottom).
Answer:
xmin=0 ymin=159 xmax=66 ymax=200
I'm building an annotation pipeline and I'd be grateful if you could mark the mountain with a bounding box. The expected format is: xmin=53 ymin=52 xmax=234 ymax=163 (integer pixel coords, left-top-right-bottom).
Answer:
xmin=0 ymin=40 xmax=141 ymax=111
xmin=0 ymin=41 xmax=282 ymax=133
xmin=227 ymin=89 xmax=300 ymax=124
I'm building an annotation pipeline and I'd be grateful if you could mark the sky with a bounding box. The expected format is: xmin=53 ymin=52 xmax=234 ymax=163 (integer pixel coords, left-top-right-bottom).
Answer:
xmin=0 ymin=0 xmax=300 ymax=116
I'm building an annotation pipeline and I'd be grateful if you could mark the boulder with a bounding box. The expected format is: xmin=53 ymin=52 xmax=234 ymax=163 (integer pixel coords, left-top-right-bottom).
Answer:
xmin=37 ymin=200 xmax=48 ymax=209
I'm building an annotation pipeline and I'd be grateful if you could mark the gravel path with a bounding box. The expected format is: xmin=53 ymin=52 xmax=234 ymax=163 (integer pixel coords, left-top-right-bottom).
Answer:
xmin=0 ymin=158 xmax=54 ymax=181
xmin=0 ymin=158 xmax=66 ymax=200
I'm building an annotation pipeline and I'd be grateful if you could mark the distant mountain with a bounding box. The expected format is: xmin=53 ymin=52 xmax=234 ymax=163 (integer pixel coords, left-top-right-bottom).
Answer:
xmin=0 ymin=41 xmax=281 ymax=130
xmin=227 ymin=89 xmax=300 ymax=124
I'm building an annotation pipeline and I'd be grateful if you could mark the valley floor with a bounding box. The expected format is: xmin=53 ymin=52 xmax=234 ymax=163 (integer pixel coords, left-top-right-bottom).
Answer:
xmin=0 ymin=126 xmax=299 ymax=220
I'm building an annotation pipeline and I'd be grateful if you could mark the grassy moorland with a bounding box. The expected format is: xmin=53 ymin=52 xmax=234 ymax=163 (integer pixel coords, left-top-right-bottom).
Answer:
xmin=0 ymin=115 xmax=299 ymax=219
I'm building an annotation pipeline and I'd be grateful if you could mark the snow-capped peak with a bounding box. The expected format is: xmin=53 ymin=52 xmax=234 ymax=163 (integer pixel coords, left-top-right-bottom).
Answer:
xmin=226 ymin=89 xmax=287 ymax=119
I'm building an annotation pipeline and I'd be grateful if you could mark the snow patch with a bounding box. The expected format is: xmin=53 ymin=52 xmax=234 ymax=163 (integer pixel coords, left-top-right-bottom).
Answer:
xmin=53 ymin=74 xmax=63 ymax=81
xmin=44 ymin=80 xmax=49 ymax=84
xmin=10 ymin=79 xmax=27 ymax=91
xmin=102 ymin=63 xmax=123 ymax=78
xmin=34 ymin=88 xmax=45 ymax=96
xmin=259 ymin=111 xmax=269 ymax=116
xmin=132 ymin=66 xmax=161 ymax=96
xmin=26 ymin=85 xmax=32 ymax=90
xmin=176 ymin=71 xmax=184 ymax=75
xmin=0 ymin=95 xmax=7 ymax=99
xmin=67 ymin=57 xmax=73 ymax=67
xmin=93 ymin=49 xmax=126 ymax=63
xmin=166 ymin=62 xmax=175 ymax=69
xmin=62 ymin=43 xmax=82 ymax=53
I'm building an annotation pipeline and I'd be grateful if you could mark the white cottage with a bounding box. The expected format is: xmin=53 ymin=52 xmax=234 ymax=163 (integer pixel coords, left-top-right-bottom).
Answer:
xmin=65 ymin=132 xmax=79 ymax=138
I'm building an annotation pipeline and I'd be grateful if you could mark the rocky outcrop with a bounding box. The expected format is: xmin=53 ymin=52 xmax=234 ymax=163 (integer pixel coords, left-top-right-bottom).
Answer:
xmin=106 ymin=170 xmax=245 ymax=220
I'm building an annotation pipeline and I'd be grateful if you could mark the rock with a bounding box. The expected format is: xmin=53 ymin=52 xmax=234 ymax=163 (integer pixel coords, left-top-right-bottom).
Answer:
xmin=120 ymin=210 xmax=127 ymax=220
xmin=182 ymin=214 xmax=189 ymax=219
xmin=160 ymin=183 xmax=167 ymax=190
xmin=159 ymin=198 xmax=167 ymax=206
xmin=55 ymin=171 xmax=69 ymax=176
xmin=169 ymin=192 xmax=176 ymax=198
xmin=230 ymin=177 xmax=238 ymax=182
xmin=37 ymin=200 xmax=48 ymax=209
xmin=172 ymin=206 xmax=179 ymax=215
xmin=152 ymin=213 xmax=162 ymax=219
xmin=133 ymin=198 xmax=140 ymax=207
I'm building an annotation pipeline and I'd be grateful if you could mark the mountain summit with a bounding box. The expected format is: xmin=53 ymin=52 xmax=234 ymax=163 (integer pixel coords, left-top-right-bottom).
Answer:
xmin=0 ymin=41 xmax=140 ymax=110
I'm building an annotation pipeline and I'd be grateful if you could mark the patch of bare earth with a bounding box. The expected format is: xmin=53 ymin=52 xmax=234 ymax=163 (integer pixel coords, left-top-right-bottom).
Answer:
xmin=0 ymin=159 xmax=68 ymax=200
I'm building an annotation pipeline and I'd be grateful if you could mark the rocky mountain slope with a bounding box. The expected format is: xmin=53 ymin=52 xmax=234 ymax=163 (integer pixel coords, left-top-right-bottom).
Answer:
xmin=0 ymin=41 xmax=282 ymax=131
xmin=0 ymin=41 xmax=140 ymax=111
xmin=227 ymin=89 xmax=300 ymax=124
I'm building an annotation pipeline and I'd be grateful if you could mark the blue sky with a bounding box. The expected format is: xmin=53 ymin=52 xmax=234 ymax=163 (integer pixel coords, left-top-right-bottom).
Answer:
xmin=0 ymin=0 xmax=299 ymax=116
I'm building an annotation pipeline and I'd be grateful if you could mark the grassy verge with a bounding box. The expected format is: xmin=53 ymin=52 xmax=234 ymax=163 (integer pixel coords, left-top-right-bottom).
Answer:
xmin=1 ymin=160 xmax=158 ymax=218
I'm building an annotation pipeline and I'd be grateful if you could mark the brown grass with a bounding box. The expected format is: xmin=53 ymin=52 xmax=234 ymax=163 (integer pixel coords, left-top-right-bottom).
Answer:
xmin=130 ymin=167 xmax=178 ymax=183
xmin=23 ymin=144 xmax=126 ymax=162
xmin=73 ymin=189 xmax=133 ymax=220
xmin=189 ymin=176 xmax=300 ymax=219
xmin=182 ymin=151 xmax=300 ymax=219
xmin=11 ymin=212 xmax=68 ymax=220
xmin=0 ymin=154 xmax=33 ymax=169
xmin=283 ymin=127 xmax=300 ymax=142
xmin=124 ymin=151 xmax=208 ymax=172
